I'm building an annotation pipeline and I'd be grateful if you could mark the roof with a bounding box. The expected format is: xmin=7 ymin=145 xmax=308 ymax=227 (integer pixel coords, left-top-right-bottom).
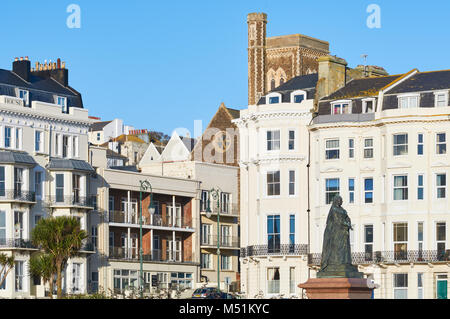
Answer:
xmin=180 ymin=136 xmax=197 ymax=152
xmin=106 ymin=149 xmax=127 ymax=159
xmin=112 ymin=134 xmax=147 ymax=144
xmin=46 ymin=159 xmax=94 ymax=172
xmin=0 ymin=151 xmax=36 ymax=166
xmin=89 ymin=121 xmax=112 ymax=132
xmin=271 ymin=73 xmax=318 ymax=92
xmin=0 ymin=69 xmax=83 ymax=108
xmin=323 ymin=75 xmax=403 ymax=100
xmin=388 ymin=70 xmax=450 ymax=94
xmin=225 ymin=107 xmax=241 ymax=119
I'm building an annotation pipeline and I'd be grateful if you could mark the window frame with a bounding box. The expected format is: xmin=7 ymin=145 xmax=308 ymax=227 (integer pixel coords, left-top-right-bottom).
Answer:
xmin=417 ymin=133 xmax=424 ymax=155
xmin=290 ymin=90 xmax=307 ymax=104
xmin=398 ymin=93 xmax=419 ymax=109
xmin=266 ymin=129 xmax=281 ymax=152
xmin=393 ymin=133 xmax=408 ymax=156
xmin=331 ymin=100 xmax=352 ymax=115
xmin=363 ymin=138 xmax=374 ymax=159
xmin=325 ymin=139 xmax=340 ymax=160
xmin=266 ymin=92 xmax=282 ymax=105
xmin=393 ymin=175 xmax=408 ymax=201
xmin=436 ymin=133 xmax=446 ymax=155
xmin=436 ymin=173 xmax=446 ymax=199
xmin=362 ymin=98 xmax=376 ymax=113
xmin=434 ymin=91 xmax=448 ymax=107
xmin=325 ymin=178 xmax=340 ymax=205
xmin=364 ymin=177 xmax=374 ymax=204
xmin=266 ymin=170 xmax=281 ymax=197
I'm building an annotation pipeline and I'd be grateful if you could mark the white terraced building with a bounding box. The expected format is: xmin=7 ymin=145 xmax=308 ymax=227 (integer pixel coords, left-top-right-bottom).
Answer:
xmin=0 ymin=57 xmax=95 ymax=298
xmin=309 ymin=68 xmax=450 ymax=299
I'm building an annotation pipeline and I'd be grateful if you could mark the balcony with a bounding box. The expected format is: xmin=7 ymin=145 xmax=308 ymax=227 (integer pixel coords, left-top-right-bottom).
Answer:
xmin=201 ymin=235 xmax=240 ymax=249
xmin=108 ymin=247 xmax=197 ymax=264
xmin=307 ymin=250 xmax=450 ymax=266
xmin=200 ymin=203 xmax=239 ymax=217
xmin=0 ymin=238 xmax=37 ymax=250
xmin=240 ymin=244 xmax=309 ymax=257
xmin=0 ymin=190 xmax=36 ymax=203
xmin=45 ymin=195 xmax=96 ymax=208
xmin=108 ymin=211 xmax=193 ymax=229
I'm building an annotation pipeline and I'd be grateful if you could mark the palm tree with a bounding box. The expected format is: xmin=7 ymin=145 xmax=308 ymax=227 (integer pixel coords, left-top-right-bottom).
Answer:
xmin=0 ymin=253 xmax=15 ymax=289
xmin=31 ymin=216 xmax=87 ymax=298
xmin=29 ymin=253 xmax=56 ymax=298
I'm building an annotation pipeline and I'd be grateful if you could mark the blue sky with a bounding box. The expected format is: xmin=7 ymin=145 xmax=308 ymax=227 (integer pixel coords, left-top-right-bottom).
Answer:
xmin=1 ymin=0 xmax=449 ymax=136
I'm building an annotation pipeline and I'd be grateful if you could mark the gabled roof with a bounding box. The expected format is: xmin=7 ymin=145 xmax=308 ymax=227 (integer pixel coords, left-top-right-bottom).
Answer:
xmin=388 ymin=70 xmax=450 ymax=94
xmin=112 ymin=134 xmax=147 ymax=144
xmin=271 ymin=73 xmax=318 ymax=92
xmin=225 ymin=107 xmax=241 ymax=119
xmin=89 ymin=121 xmax=112 ymax=132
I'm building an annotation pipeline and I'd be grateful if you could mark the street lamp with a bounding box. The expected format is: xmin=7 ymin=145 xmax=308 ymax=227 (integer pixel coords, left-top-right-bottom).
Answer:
xmin=139 ymin=179 xmax=155 ymax=299
xmin=205 ymin=187 xmax=222 ymax=295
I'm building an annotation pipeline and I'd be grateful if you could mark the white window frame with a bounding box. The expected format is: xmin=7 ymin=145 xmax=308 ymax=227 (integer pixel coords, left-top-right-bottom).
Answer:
xmin=290 ymin=90 xmax=307 ymax=104
xmin=434 ymin=91 xmax=448 ymax=107
xmin=417 ymin=133 xmax=424 ymax=155
xmin=398 ymin=93 xmax=419 ymax=109
xmin=393 ymin=222 xmax=408 ymax=258
xmin=393 ymin=175 xmax=408 ymax=201
xmin=417 ymin=174 xmax=424 ymax=200
xmin=56 ymin=96 xmax=68 ymax=113
xmin=436 ymin=132 xmax=446 ymax=155
xmin=436 ymin=173 xmax=446 ymax=199
xmin=266 ymin=170 xmax=281 ymax=197
xmin=393 ymin=273 xmax=408 ymax=299
xmin=18 ymin=89 xmax=29 ymax=106
xmin=348 ymin=138 xmax=355 ymax=159
xmin=325 ymin=138 xmax=340 ymax=160
xmin=288 ymin=170 xmax=296 ymax=196
xmin=331 ymin=100 xmax=352 ymax=115
xmin=393 ymin=133 xmax=408 ymax=156
xmin=266 ymin=129 xmax=281 ymax=151
xmin=348 ymin=178 xmax=355 ymax=204
xmin=34 ymin=130 xmax=44 ymax=153
xmin=266 ymin=92 xmax=282 ymax=104
xmin=288 ymin=129 xmax=296 ymax=151
xmin=362 ymin=98 xmax=376 ymax=113
xmin=363 ymin=138 xmax=374 ymax=159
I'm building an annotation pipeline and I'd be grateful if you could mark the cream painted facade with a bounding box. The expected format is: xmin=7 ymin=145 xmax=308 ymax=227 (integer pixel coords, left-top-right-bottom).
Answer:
xmin=88 ymin=146 xmax=202 ymax=296
xmin=139 ymin=134 xmax=241 ymax=292
xmin=0 ymin=96 xmax=95 ymax=298
xmin=309 ymin=105 xmax=450 ymax=299
xmin=234 ymin=96 xmax=313 ymax=298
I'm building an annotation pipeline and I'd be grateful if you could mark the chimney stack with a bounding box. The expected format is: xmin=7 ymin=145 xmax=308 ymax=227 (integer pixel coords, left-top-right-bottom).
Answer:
xmin=316 ymin=55 xmax=348 ymax=103
xmin=12 ymin=56 xmax=31 ymax=82
xmin=31 ymin=58 xmax=69 ymax=86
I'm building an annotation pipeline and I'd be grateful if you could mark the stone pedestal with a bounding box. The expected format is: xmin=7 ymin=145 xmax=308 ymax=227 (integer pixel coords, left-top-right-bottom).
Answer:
xmin=298 ymin=278 xmax=374 ymax=299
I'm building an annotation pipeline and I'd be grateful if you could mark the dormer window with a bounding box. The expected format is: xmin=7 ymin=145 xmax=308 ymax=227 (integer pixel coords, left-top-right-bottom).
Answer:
xmin=57 ymin=96 xmax=68 ymax=113
xmin=434 ymin=91 xmax=448 ymax=107
xmin=398 ymin=94 xmax=419 ymax=109
xmin=267 ymin=93 xmax=282 ymax=105
xmin=362 ymin=98 xmax=376 ymax=113
xmin=18 ymin=89 xmax=29 ymax=106
xmin=331 ymin=100 xmax=352 ymax=115
xmin=291 ymin=90 xmax=307 ymax=104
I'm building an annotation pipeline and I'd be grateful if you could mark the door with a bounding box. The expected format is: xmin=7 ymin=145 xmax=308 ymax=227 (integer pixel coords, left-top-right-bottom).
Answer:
xmin=437 ymin=279 xmax=448 ymax=299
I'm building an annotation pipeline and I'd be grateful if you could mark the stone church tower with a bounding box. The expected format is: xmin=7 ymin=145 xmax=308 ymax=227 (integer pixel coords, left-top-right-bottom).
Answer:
xmin=247 ymin=12 xmax=330 ymax=105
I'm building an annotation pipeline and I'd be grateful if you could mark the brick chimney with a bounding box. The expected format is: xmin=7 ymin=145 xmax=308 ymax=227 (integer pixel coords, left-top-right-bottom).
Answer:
xmin=12 ymin=56 xmax=31 ymax=82
xmin=31 ymin=58 xmax=69 ymax=86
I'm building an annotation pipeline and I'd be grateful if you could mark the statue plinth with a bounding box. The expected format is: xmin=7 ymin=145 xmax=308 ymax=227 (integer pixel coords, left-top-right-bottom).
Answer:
xmin=298 ymin=277 xmax=374 ymax=299
xmin=316 ymin=264 xmax=364 ymax=279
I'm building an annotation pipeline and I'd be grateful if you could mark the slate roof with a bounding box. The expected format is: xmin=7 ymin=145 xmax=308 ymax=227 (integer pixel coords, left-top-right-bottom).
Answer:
xmin=388 ymin=70 xmax=450 ymax=94
xmin=323 ymin=74 xmax=403 ymax=100
xmin=89 ymin=121 xmax=112 ymax=132
xmin=46 ymin=158 xmax=94 ymax=172
xmin=257 ymin=73 xmax=318 ymax=105
xmin=0 ymin=151 xmax=37 ymax=166
xmin=226 ymin=107 xmax=241 ymax=119
xmin=0 ymin=69 xmax=83 ymax=108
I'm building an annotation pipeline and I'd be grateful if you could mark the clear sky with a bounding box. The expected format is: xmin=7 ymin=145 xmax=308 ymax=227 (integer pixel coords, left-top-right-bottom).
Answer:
xmin=1 ymin=0 xmax=449 ymax=136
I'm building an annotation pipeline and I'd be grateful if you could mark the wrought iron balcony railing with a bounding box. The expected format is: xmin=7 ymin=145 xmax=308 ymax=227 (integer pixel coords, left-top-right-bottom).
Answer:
xmin=201 ymin=235 xmax=240 ymax=248
xmin=200 ymin=203 xmax=239 ymax=216
xmin=108 ymin=247 xmax=197 ymax=264
xmin=151 ymin=214 xmax=192 ymax=229
xmin=307 ymin=250 xmax=450 ymax=266
xmin=240 ymin=244 xmax=309 ymax=257
xmin=108 ymin=211 xmax=193 ymax=229
xmin=45 ymin=195 xmax=96 ymax=208
xmin=0 ymin=190 xmax=36 ymax=202
xmin=0 ymin=238 xmax=37 ymax=249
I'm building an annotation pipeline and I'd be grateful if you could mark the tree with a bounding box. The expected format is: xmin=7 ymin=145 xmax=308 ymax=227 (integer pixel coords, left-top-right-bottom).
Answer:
xmin=0 ymin=253 xmax=15 ymax=290
xmin=29 ymin=253 xmax=56 ymax=299
xmin=31 ymin=216 xmax=87 ymax=298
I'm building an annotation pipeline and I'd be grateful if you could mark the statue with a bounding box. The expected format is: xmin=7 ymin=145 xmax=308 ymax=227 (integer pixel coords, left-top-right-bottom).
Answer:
xmin=317 ymin=195 xmax=363 ymax=278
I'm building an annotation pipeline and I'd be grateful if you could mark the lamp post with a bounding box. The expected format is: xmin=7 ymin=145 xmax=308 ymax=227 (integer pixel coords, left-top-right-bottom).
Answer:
xmin=205 ymin=187 xmax=222 ymax=295
xmin=139 ymin=179 xmax=155 ymax=299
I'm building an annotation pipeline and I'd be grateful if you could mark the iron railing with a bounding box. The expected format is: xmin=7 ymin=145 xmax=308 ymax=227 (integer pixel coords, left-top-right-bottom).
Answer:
xmin=108 ymin=247 xmax=197 ymax=264
xmin=240 ymin=244 xmax=309 ymax=257
xmin=201 ymin=203 xmax=239 ymax=216
xmin=0 ymin=238 xmax=37 ymax=249
xmin=108 ymin=211 xmax=193 ymax=229
xmin=0 ymin=190 xmax=36 ymax=202
xmin=201 ymin=235 xmax=240 ymax=248
xmin=45 ymin=195 xmax=96 ymax=208
xmin=151 ymin=214 xmax=192 ymax=228
xmin=307 ymin=250 xmax=450 ymax=266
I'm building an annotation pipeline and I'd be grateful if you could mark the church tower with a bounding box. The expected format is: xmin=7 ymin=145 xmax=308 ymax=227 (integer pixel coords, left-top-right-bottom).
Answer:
xmin=247 ymin=13 xmax=267 ymax=106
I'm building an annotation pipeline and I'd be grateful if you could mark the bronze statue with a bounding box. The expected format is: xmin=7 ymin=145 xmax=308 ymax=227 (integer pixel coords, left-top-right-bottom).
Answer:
xmin=317 ymin=195 xmax=363 ymax=278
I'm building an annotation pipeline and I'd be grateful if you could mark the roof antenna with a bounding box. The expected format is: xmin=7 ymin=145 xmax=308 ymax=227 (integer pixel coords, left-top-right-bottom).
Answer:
xmin=361 ymin=54 xmax=368 ymax=77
